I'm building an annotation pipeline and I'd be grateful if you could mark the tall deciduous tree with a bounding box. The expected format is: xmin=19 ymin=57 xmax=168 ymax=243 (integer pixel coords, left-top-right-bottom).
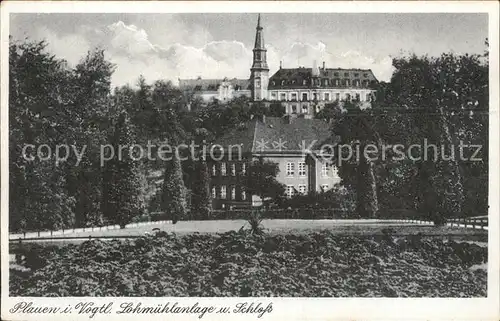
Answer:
xmin=329 ymin=99 xmax=385 ymax=218
xmin=9 ymin=39 xmax=76 ymax=231
xmin=382 ymin=53 xmax=487 ymax=223
xmin=68 ymin=49 xmax=115 ymax=226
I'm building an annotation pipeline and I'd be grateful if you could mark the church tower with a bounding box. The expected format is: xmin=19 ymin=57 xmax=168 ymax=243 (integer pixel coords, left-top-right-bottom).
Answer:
xmin=250 ymin=14 xmax=269 ymax=101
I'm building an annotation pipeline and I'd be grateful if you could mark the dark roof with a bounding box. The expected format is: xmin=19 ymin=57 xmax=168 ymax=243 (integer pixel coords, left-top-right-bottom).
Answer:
xmin=268 ymin=67 xmax=379 ymax=90
xmin=214 ymin=116 xmax=333 ymax=154
xmin=214 ymin=120 xmax=258 ymax=154
xmin=179 ymin=78 xmax=251 ymax=92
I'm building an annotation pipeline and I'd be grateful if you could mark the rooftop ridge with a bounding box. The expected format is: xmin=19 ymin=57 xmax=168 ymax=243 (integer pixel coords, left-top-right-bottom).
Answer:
xmin=276 ymin=67 xmax=374 ymax=71
xmin=213 ymin=116 xmax=333 ymax=154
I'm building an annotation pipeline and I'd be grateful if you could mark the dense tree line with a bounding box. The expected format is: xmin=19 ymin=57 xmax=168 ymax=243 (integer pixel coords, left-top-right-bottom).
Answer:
xmin=320 ymin=52 xmax=489 ymax=222
xmin=9 ymin=37 xmax=489 ymax=231
xmin=8 ymin=38 xmax=286 ymax=231
xmin=10 ymin=39 xmax=116 ymax=231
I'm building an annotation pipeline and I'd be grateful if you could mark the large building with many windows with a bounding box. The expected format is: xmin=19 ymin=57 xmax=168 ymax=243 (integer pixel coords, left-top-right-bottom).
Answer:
xmin=179 ymin=14 xmax=379 ymax=115
xmin=180 ymin=14 xmax=378 ymax=208
xmin=207 ymin=116 xmax=340 ymax=209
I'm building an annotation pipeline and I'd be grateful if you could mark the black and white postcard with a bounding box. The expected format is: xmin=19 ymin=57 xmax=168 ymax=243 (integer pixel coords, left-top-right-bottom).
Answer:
xmin=1 ymin=1 xmax=499 ymax=321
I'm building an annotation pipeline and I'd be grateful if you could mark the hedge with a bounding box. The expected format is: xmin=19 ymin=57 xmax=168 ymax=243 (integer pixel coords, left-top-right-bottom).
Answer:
xmin=136 ymin=208 xmax=434 ymax=222
xmin=182 ymin=208 xmax=355 ymax=220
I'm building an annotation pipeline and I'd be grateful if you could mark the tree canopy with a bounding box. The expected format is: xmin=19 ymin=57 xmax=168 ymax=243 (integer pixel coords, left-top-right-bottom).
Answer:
xmin=8 ymin=36 xmax=489 ymax=231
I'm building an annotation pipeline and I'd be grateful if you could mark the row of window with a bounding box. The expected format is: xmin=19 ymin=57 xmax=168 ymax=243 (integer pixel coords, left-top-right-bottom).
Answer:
xmin=286 ymin=162 xmax=307 ymax=177
xmin=271 ymin=78 xmax=371 ymax=87
xmin=212 ymin=184 xmax=331 ymax=200
xmin=212 ymin=185 xmax=246 ymax=200
xmin=285 ymin=184 xmax=330 ymax=197
xmin=211 ymin=162 xmax=335 ymax=178
xmin=193 ymin=84 xmax=244 ymax=92
xmin=212 ymin=163 xmax=246 ymax=176
xmin=286 ymin=162 xmax=333 ymax=177
xmin=271 ymin=91 xmax=375 ymax=102
xmin=285 ymin=104 xmax=310 ymax=114
xmin=285 ymin=104 xmax=336 ymax=114
xmin=285 ymin=104 xmax=334 ymax=114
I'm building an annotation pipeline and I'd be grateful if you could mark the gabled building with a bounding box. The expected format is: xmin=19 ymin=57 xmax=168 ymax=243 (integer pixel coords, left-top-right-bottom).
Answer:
xmin=208 ymin=116 xmax=340 ymax=209
xmin=178 ymin=77 xmax=251 ymax=103
xmin=179 ymin=14 xmax=379 ymax=116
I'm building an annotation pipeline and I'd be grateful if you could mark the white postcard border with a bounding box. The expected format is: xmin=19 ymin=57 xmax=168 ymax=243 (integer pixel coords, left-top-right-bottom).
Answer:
xmin=1 ymin=1 xmax=499 ymax=321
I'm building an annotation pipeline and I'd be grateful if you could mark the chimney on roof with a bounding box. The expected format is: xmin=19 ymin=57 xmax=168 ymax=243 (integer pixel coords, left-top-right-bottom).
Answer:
xmin=323 ymin=61 xmax=325 ymax=70
xmin=312 ymin=60 xmax=320 ymax=77
xmin=280 ymin=60 xmax=282 ymax=69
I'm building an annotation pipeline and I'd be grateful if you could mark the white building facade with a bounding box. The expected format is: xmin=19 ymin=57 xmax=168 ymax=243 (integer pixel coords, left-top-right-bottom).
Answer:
xmin=179 ymin=14 xmax=379 ymax=115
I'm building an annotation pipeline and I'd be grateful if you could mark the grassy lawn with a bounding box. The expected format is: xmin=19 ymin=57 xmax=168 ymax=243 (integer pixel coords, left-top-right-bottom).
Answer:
xmin=17 ymin=219 xmax=488 ymax=240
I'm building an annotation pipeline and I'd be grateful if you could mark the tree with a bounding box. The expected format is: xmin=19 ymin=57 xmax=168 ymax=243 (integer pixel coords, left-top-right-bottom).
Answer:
xmin=249 ymin=101 xmax=268 ymax=119
xmin=315 ymin=101 xmax=340 ymax=123
xmin=244 ymin=158 xmax=285 ymax=207
xmin=9 ymin=38 xmax=76 ymax=231
xmin=160 ymin=152 xmax=188 ymax=224
xmin=268 ymin=101 xmax=285 ymax=117
xmin=190 ymin=157 xmax=212 ymax=219
xmin=330 ymin=100 xmax=383 ymax=218
xmin=381 ymin=53 xmax=487 ymax=223
xmin=103 ymin=111 xmax=146 ymax=228
xmin=68 ymin=49 xmax=115 ymax=227
xmin=196 ymin=96 xmax=252 ymax=139
xmin=128 ymin=75 xmax=154 ymax=142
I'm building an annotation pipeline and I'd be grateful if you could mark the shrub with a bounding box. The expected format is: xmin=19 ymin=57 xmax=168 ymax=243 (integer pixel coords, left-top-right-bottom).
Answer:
xmin=246 ymin=209 xmax=265 ymax=235
xmin=432 ymin=212 xmax=448 ymax=226
xmin=10 ymin=232 xmax=487 ymax=297
xmin=149 ymin=212 xmax=169 ymax=222
xmin=132 ymin=214 xmax=151 ymax=223
xmin=208 ymin=208 xmax=351 ymax=220
xmin=161 ymin=155 xmax=188 ymax=224
xmin=275 ymin=186 xmax=356 ymax=213
xmin=190 ymin=158 xmax=212 ymax=220
xmin=298 ymin=208 xmax=314 ymax=219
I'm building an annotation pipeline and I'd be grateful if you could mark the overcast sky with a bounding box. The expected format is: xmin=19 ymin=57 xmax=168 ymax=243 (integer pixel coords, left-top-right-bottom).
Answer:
xmin=10 ymin=13 xmax=488 ymax=87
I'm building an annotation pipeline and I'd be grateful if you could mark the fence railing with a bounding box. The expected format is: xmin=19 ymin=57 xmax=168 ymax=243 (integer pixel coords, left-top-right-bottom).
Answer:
xmin=9 ymin=220 xmax=171 ymax=240
xmin=9 ymin=210 xmax=488 ymax=240
xmin=446 ymin=216 xmax=488 ymax=230
xmin=391 ymin=216 xmax=487 ymax=230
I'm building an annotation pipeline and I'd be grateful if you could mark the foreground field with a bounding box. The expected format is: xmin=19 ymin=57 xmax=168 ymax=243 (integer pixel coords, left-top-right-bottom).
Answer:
xmin=11 ymin=230 xmax=487 ymax=297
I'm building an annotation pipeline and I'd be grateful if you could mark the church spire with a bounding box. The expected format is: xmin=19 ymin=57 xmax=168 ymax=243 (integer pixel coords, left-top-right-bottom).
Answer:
xmin=254 ymin=14 xmax=265 ymax=50
xmin=250 ymin=14 xmax=269 ymax=101
xmin=252 ymin=13 xmax=268 ymax=70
